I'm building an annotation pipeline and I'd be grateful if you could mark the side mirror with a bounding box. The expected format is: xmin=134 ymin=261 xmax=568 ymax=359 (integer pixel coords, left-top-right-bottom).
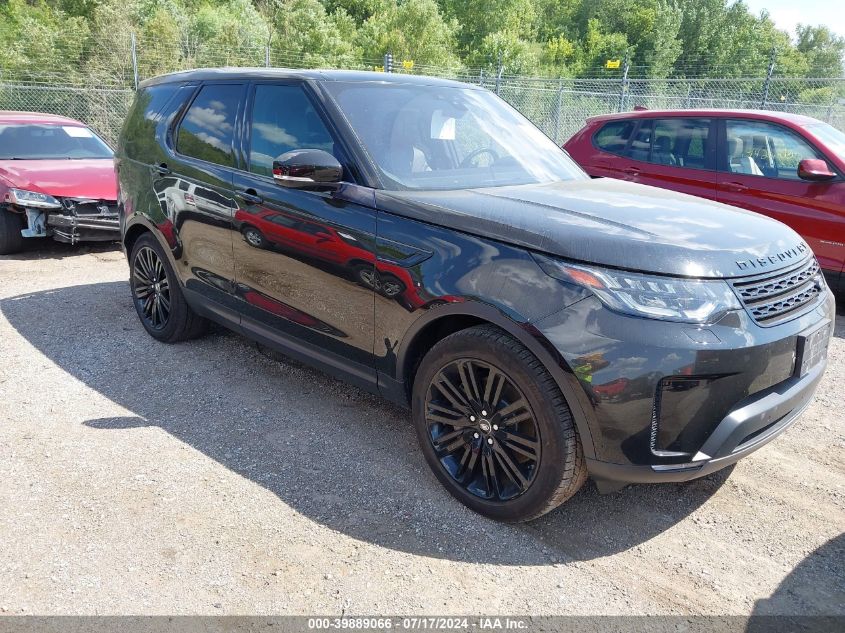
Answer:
xmin=797 ymin=158 xmax=837 ymax=182
xmin=273 ymin=149 xmax=342 ymax=190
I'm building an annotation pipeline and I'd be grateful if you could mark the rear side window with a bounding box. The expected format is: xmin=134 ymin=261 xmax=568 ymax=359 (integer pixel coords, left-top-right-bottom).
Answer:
xmin=651 ymin=118 xmax=711 ymax=169
xmin=593 ymin=120 xmax=635 ymax=155
xmin=177 ymin=84 xmax=242 ymax=167
xmin=247 ymin=84 xmax=336 ymax=177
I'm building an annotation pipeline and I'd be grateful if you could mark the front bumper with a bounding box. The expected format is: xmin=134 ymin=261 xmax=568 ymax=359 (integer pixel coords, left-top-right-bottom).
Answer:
xmin=535 ymin=287 xmax=835 ymax=488
xmin=47 ymin=199 xmax=119 ymax=244
xmin=586 ymin=359 xmax=825 ymax=489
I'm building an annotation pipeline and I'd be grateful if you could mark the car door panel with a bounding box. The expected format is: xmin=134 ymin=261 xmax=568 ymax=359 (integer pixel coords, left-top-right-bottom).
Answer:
xmin=232 ymin=81 xmax=377 ymax=373
xmin=160 ymin=82 xmax=245 ymax=309
xmin=623 ymin=118 xmax=717 ymax=201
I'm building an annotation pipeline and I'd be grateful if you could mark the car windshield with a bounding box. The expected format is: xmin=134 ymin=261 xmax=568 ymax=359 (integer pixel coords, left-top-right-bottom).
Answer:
xmin=0 ymin=123 xmax=113 ymax=160
xmin=324 ymin=81 xmax=586 ymax=190
xmin=806 ymin=122 xmax=845 ymax=161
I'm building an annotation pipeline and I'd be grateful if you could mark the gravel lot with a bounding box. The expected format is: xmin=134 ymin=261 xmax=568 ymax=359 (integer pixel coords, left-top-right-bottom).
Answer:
xmin=0 ymin=242 xmax=843 ymax=616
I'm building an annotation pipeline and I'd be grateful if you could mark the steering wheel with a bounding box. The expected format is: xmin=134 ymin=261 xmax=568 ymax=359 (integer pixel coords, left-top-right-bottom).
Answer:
xmin=460 ymin=147 xmax=499 ymax=168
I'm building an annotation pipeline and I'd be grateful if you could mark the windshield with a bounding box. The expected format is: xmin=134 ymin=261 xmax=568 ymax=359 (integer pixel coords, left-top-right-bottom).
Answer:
xmin=325 ymin=81 xmax=586 ymax=190
xmin=0 ymin=123 xmax=113 ymax=160
xmin=806 ymin=122 xmax=845 ymax=161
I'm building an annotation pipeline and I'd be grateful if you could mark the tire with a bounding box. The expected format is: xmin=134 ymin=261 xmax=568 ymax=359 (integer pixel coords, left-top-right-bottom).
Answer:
xmin=354 ymin=264 xmax=378 ymax=290
xmin=0 ymin=208 xmax=25 ymax=255
xmin=129 ymin=233 xmax=208 ymax=343
xmin=242 ymin=225 xmax=267 ymax=249
xmin=379 ymin=273 xmax=405 ymax=298
xmin=412 ymin=324 xmax=586 ymax=522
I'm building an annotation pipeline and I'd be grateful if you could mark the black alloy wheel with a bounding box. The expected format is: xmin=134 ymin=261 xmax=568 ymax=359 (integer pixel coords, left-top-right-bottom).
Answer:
xmin=413 ymin=325 xmax=586 ymax=522
xmin=132 ymin=245 xmax=171 ymax=331
xmin=425 ymin=358 xmax=541 ymax=501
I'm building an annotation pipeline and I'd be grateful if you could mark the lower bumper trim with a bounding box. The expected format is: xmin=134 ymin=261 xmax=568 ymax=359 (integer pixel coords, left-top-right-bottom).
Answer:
xmin=588 ymin=359 xmax=825 ymax=492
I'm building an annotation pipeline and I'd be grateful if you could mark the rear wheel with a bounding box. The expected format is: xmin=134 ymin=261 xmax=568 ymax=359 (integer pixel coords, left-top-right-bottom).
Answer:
xmin=412 ymin=325 xmax=586 ymax=522
xmin=129 ymin=233 xmax=208 ymax=343
xmin=0 ymin=208 xmax=25 ymax=255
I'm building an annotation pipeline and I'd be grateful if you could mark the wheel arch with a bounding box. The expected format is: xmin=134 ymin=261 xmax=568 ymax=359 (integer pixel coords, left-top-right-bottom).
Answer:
xmin=395 ymin=302 xmax=597 ymax=460
xmin=123 ymin=221 xmax=151 ymax=259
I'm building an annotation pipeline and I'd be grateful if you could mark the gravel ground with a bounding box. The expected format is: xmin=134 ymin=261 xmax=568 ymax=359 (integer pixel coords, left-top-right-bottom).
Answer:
xmin=0 ymin=242 xmax=843 ymax=616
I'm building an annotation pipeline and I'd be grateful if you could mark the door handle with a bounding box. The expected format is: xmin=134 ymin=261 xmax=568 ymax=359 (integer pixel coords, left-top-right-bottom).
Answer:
xmin=623 ymin=167 xmax=640 ymax=175
xmin=155 ymin=163 xmax=171 ymax=176
xmin=237 ymin=189 xmax=263 ymax=205
xmin=725 ymin=182 xmax=748 ymax=192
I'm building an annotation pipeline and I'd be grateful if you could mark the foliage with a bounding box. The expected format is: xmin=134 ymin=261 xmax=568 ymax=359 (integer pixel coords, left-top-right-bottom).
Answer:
xmin=0 ymin=0 xmax=842 ymax=82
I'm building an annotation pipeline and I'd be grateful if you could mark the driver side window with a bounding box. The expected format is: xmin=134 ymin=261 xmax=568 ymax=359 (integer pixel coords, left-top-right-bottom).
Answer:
xmin=248 ymin=84 xmax=336 ymax=178
xmin=724 ymin=120 xmax=821 ymax=180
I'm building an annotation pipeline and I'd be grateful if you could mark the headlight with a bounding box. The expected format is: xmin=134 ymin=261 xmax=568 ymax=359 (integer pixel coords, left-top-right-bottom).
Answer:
xmin=533 ymin=254 xmax=741 ymax=323
xmin=4 ymin=188 xmax=62 ymax=209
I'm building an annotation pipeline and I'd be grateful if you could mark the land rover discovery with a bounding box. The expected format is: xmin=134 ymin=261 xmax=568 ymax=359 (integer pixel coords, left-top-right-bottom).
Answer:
xmin=116 ymin=69 xmax=834 ymax=522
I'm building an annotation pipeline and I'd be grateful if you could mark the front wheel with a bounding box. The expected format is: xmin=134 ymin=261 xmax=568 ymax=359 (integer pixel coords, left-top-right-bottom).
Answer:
xmin=412 ymin=325 xmax=586 ymax=522
xmin=0 ymin=208 xmax=25 ymax=255
xmin=242 ymin=226 xmax=267 ymax=249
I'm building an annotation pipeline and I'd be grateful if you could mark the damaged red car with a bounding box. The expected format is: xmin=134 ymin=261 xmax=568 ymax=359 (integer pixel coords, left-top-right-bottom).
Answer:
xmin=0 ymin=111 xmax=119 ymax=254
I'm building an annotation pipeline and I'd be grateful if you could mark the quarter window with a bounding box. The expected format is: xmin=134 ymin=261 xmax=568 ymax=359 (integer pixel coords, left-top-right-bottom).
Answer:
xmin=593 ymin=120 xmax=635 ymax=155
xmin=177 ymin=84 xmax=242 ymax=167
xmin=248 ymin=84 xmax=336 ymax=177
xmin=724 ymin=120 xmax=822 ymax=180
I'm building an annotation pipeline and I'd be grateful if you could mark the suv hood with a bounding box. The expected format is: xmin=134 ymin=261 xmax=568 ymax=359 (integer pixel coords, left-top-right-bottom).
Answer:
xmin=376 ymin=178 xmax=809 ymax=278
xmin=0 ymin=159 xmax=117 ymax=201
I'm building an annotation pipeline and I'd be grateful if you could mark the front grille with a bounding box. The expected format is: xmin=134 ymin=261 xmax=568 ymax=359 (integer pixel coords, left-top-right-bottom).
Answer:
xmin=61 ymin=198 xmax=118 ymax=217
xmin=731 ymin=258 xmax=824 ymax=325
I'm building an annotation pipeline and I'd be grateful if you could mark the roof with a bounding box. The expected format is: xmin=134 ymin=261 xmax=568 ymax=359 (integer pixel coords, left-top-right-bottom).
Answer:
xmin=587 ymin=108 xmax=824 ymax=127
xmin=0 ymin=111 xmax=87 ymax=126
xmin=139 ymin=67 xmax=477 ymax=90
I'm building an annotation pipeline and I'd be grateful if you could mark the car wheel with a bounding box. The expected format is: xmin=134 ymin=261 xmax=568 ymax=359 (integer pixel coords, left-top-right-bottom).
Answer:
xmin=242 ymin=226 xmax=267 ymax=249
xmin=129 ymin=233 xmax=207 ymax=343
xmin=379 ymin=273 xmax=406 ymax=298
xmin=412 ymin=324 xmax=586 ymax=522
xmin=355 ymin=264 xmax=379 ymax=290
xmin=0 ymin=208 xmax=25 ymax=255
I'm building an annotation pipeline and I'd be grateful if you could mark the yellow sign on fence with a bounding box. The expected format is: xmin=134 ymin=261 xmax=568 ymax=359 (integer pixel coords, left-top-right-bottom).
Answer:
xmin=402 ymin=60 xmax=414 ymax=70
xmin=605 ymin=59 xmax=621 ymax=69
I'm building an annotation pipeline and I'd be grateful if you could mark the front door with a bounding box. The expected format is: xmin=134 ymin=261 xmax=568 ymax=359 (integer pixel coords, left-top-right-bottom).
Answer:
xmin=715 ymin=118 xmax=845 ymax=279
xmin=231 ymin=81 xmax=378 ymax=383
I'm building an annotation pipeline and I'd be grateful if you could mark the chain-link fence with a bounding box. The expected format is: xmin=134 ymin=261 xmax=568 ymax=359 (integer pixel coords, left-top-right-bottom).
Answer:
xmin=1 ymin=34 xmax=844 ymax=146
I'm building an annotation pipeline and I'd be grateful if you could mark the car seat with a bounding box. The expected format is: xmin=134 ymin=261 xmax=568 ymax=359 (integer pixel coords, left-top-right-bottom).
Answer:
xmin=727 ymin=136 xmax=763 ymax=176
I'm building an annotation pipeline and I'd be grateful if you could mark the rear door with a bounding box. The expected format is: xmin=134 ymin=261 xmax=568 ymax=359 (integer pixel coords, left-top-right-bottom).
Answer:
xmin=715 ymin=118 xmax=845 ymax=278
xmin=620 ymin=117 xmax=717 ymax=201
xmin=162 ymin=82 xmax=245 ymax=306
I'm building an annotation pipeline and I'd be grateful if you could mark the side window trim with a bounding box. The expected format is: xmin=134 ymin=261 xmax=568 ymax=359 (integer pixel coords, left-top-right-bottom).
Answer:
xmin=239 ymin=79 xmax=360 ymax=186
xmin=172 ymin=81 xmax=247 ymax=170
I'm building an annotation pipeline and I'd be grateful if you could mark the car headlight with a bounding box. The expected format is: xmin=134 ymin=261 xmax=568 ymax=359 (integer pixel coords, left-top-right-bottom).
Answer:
xmin=4 ymin=188 xmax=62 ymax=209
xmin=533 ymin=254 xmax=741 ymax=323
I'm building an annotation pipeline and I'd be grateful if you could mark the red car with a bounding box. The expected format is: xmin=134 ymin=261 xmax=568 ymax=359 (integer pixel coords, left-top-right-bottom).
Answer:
xmin=564 ymin=109 xmax=845 ymax=292
xmin=0 ymin=111 xmax=119 ymax=254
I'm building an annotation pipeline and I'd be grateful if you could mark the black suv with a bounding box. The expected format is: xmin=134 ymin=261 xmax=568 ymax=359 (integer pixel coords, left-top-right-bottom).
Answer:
xmin=116 ymin=69 xmax=834 ymax=522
